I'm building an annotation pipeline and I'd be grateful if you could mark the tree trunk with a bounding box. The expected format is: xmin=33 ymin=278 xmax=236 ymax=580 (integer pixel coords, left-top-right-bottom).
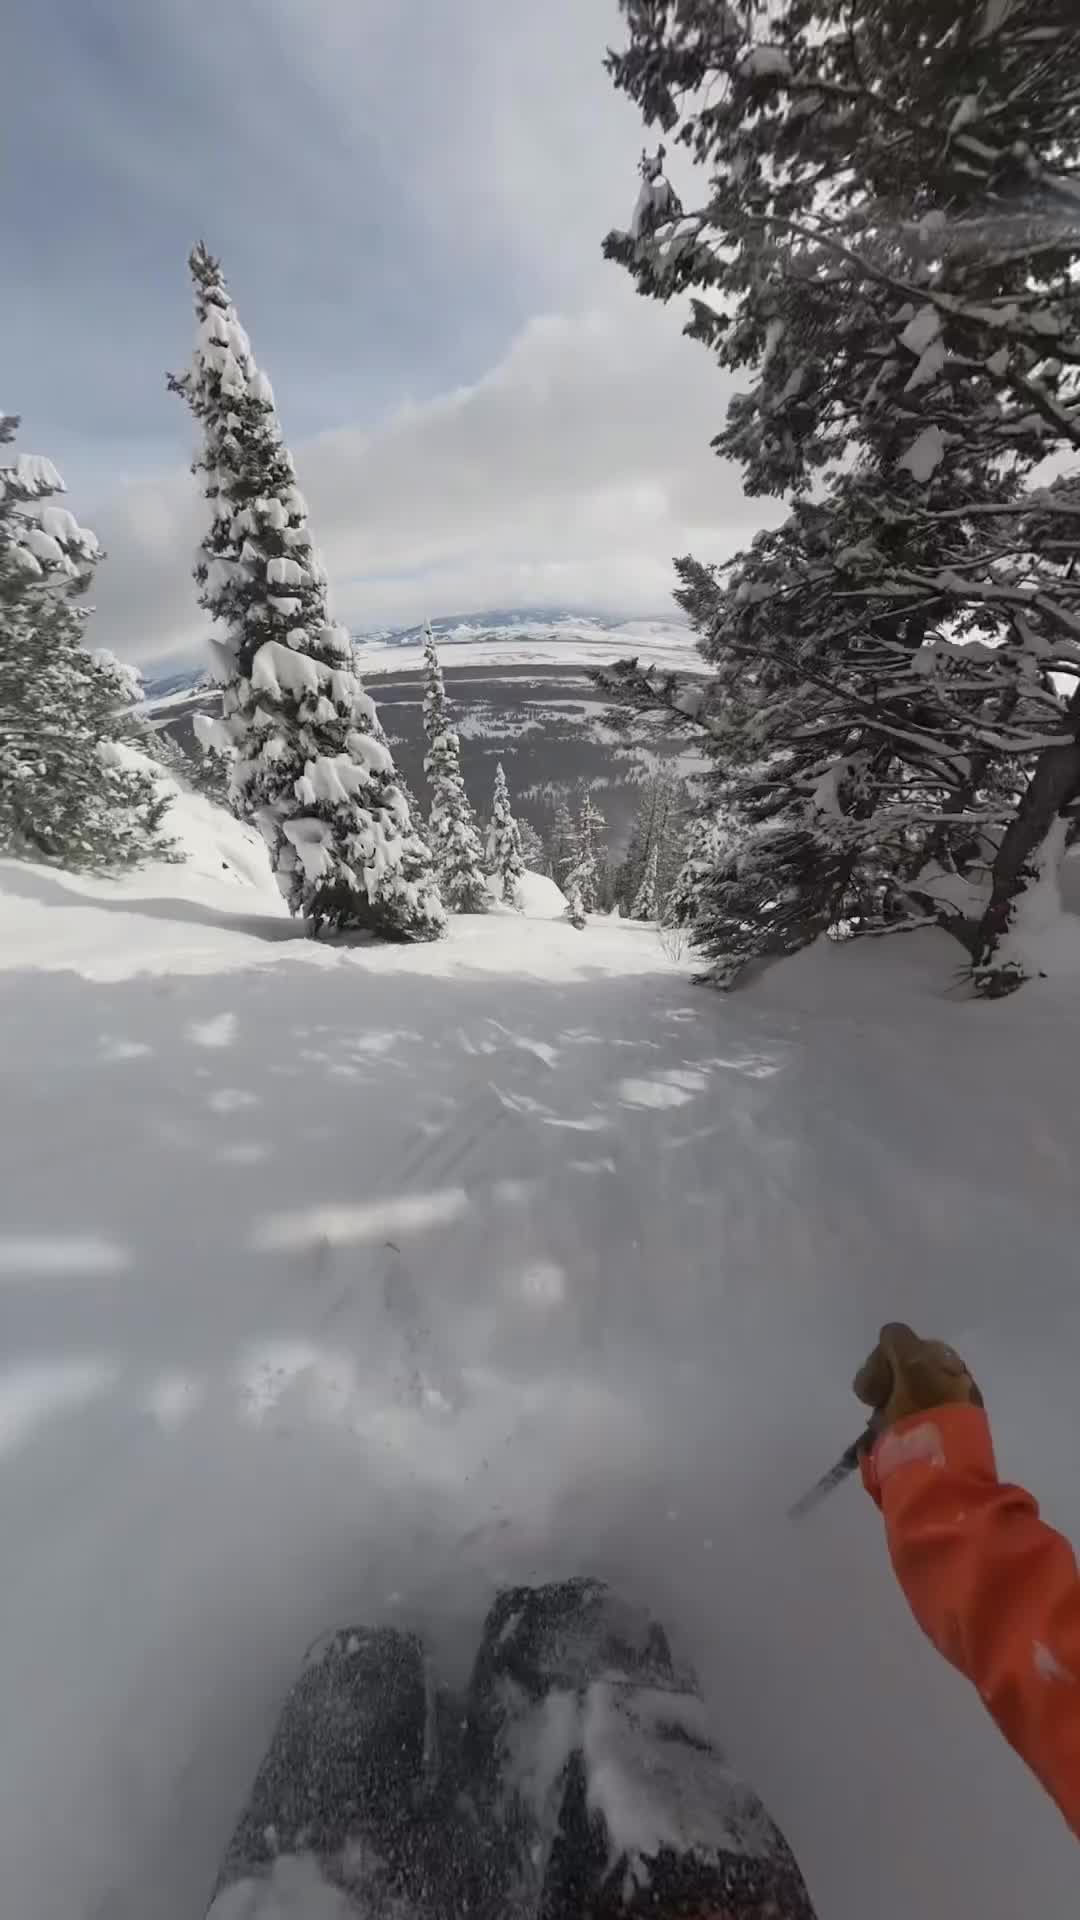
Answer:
xmin=974 ymin=736 xmax=1080 ymax=965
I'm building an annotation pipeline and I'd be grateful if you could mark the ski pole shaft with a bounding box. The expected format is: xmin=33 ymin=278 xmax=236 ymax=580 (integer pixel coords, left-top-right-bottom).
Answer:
xmin=788 ymin=1418 xmax=880 ymax=1522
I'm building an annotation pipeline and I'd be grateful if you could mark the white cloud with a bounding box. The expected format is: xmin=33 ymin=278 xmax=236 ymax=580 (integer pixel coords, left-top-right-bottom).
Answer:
xmin=90 ymin=282 xmax=774 ymax=667
xmin=265 ymin=0 xmax=647 ymax=301
xmin=19 ymin=0 xmax=781 ymax=666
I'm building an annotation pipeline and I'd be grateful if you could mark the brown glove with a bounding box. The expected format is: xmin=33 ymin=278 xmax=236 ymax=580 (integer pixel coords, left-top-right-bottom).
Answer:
xmin=854 ymin=1321 xmax=983 ymax=1431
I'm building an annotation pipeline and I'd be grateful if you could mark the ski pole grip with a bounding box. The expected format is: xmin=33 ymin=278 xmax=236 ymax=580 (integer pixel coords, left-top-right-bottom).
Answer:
xmin=854 ymin=1346 xmax=894 ymax=1415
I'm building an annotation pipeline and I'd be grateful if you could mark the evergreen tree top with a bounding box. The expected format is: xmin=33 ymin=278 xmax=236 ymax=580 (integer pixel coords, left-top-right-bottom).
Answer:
xmin=0 ymin=416 xmax=100 ymax=586
xmin=422 ymin=621 xmax=450 ymax=727
xmin=578 ymin=791 xmax=606 ymax=834
xmin=189 ymin=241 xmax=230 ymax=302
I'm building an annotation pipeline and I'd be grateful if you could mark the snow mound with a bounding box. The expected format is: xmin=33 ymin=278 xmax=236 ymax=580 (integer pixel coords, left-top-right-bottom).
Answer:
xmin=484 ymin=868 xmax=566 ymax=918
xmin=517 ymin=870 xmax=568 ymax=918
xmin=208 ymin=1855 xmax=351 ymax=1917
xmin=166 ymin=781 xmax=287 ymax=901
xmin=0 ymin=789 xmax=675 ymax=988
xmin=0 ymin=762 xmax=295 ymax=982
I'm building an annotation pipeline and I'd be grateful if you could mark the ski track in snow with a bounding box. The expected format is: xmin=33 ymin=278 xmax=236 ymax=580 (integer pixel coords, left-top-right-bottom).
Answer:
xmin=0 ymin=839 xmax=1078 ymax=1917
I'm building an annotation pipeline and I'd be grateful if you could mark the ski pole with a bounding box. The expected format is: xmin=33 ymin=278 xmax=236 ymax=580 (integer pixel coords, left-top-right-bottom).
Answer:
xmin=788 ymin=1417 xmax=881 ymax=1522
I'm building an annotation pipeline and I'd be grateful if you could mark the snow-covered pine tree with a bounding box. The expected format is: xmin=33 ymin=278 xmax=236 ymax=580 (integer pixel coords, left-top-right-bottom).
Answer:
xmin=0 ymin=415 xmax=171 ymax=869
xmin=659 ymin=804 xmax=743 ymax=933
xmin=517 ymin=816 xmax=545 ymax=872
xmin=153 ymin=710 xmax=232 ymax=806
xmin=618 ymin=782 xmax=656 ymax=913
xmin=420 ymin=622 xmax=489 ymax=912
xmin=549 ymin=797 xmax=579 ymax=886
xmin=617 ymin=767 xmax=689 ymax=914
xmin=565 ymin=792 xmax=605 ymax=913
xmin=631 ymin=842 xmax=660 ymax=921
xmin=656 ymin=781 xmax=694 ymax=904
xmin=170 ymin=245 xmax=443 ymax=940
xmin=592 ymin=852 xmax=619 ymax=915
xmin=605 ymin=1 xmax=1080 ymax=988
xmin=665 ymin=813 xmax=716 ymax=931
xmin=486 ymin=760 xmax=525 ymax=907
xmin=597 ymin=526 xmax=1029 ymax=976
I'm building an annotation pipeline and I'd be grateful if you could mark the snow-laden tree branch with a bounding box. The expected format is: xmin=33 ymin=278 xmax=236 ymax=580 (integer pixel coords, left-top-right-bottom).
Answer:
xmin=0 ymin=413 xmax=172 ymax=870
xmin=603 ymin=0 xmax=1080 ymax=989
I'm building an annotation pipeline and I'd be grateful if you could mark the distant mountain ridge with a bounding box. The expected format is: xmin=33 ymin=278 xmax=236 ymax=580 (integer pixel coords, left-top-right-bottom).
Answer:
xmin=360 ymin=607 xmax=632 ymax=647
xmin=141 ymin=606 xmax=693 ymax=699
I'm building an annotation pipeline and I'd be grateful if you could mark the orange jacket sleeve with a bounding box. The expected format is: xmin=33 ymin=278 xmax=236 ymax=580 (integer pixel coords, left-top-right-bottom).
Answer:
xmin=862 ymin=1403 xmax=1080 ymax=1836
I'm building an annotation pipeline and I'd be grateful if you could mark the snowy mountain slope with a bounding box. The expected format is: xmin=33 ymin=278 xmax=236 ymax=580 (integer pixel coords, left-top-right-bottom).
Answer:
xmin=359 ymin=606 xmax=636 ymax=647
xmin=0 ymin=780 xmax=575 ymax=985
xmin=0 ymin=779 xmax=295 ymax=981
xmin=1 ymin=829 xmax=1078 ymax=1919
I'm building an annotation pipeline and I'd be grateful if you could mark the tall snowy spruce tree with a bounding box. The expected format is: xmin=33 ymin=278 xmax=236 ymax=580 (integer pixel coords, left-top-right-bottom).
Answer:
xmin=171 ymin=245 xmax=443 ymax=940
xmin=631 ymin=842 xmax=661 ymax=922
xmin=421 ymin=622 xmax=489 ymax=912
xmin=516 ymin=815 xmax=546 ymax=872
xmin=0 ymin=415 xmax=171 ymax=869
xmin=603 ymin=0 xmax=1080 ymax=990
xmin=549 ymin=798 xmax=580 ymax=885
xmin=617 ymin=768 xmax=689 ymax=915
xmin=664 ymin=806 xmax=746 ymax=937
xmin=486 ymin=761 xmax=525 ymax=907
xmin=565 ymin=792 xmax=606 ymax=913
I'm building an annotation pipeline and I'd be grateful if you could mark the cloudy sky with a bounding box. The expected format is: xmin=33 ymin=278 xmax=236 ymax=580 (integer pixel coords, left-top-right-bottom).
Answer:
xmin=10 ymin=0 xmax=766 ymax=669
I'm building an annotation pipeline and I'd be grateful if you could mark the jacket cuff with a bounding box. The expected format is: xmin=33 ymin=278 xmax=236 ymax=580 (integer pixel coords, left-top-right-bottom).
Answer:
xmin=861 ymin=1404 xmax=996 ymax=1506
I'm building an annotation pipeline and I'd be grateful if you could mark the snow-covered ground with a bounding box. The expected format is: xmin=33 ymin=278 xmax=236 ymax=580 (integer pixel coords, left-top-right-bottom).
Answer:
xmin=1 ymin=787 xmax=1078 ymax=1917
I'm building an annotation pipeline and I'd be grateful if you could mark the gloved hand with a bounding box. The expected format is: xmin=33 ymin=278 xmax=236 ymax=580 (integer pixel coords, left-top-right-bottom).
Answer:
xmin=854 ymin=1321 xmax=983 ymax=1431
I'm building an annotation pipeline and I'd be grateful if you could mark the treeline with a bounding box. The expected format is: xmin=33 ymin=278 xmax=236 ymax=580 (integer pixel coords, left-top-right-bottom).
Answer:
xmin=526 ymin=767 xmax=695 ymax=924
